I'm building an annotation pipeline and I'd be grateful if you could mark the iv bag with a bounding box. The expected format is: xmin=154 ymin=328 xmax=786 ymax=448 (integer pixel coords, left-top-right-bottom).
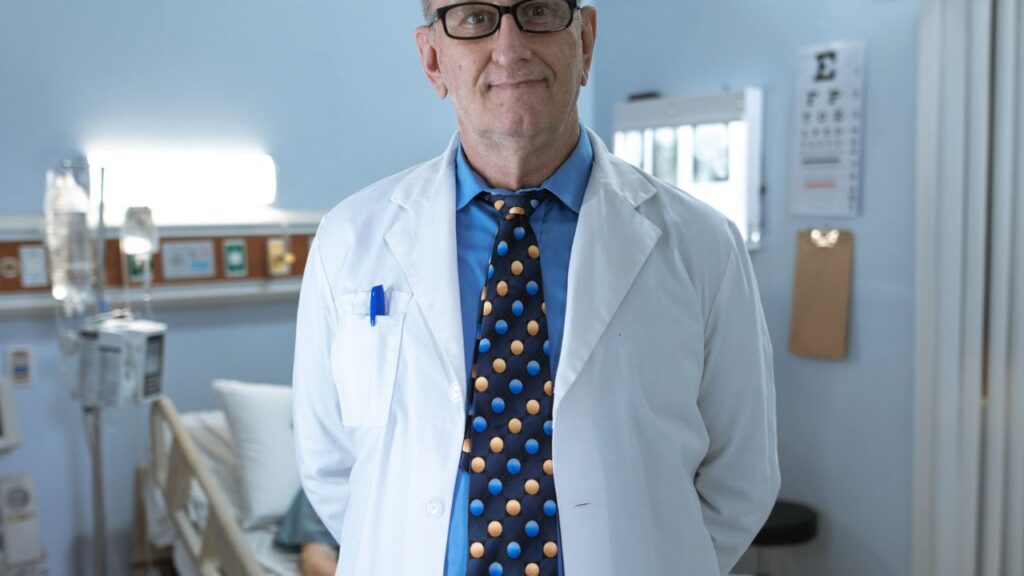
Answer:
xmin=44 ymin=170 xmax=96 ymax=317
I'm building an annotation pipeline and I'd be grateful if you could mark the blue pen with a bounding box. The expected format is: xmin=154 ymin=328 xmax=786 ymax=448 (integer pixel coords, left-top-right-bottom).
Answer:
xmin=370 ymin=285 xmax=386 ymax=326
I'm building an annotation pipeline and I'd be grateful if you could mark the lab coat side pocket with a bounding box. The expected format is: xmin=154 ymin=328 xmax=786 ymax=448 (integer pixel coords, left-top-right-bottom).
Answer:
xmin=330 ymin=311 xmax=406 ymax=428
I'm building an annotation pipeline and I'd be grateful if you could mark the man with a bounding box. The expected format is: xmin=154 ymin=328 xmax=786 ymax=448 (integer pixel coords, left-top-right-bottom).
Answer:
xmin=293 ymin=1 xmax=779 ymax=575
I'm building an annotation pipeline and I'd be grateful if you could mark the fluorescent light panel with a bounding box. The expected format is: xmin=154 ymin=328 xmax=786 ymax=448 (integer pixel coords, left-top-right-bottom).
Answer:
xmin=87 ymin=149 xmax=277 ymax=224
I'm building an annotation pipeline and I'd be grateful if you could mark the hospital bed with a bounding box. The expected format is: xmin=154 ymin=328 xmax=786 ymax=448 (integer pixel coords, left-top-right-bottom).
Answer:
xmin=147 ymin=395 xmax=301 ymax=575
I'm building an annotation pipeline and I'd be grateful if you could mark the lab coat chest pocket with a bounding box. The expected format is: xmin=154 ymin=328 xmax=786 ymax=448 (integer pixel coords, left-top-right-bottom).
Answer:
xmin=330 ymin=290 xmax=412 ymax=427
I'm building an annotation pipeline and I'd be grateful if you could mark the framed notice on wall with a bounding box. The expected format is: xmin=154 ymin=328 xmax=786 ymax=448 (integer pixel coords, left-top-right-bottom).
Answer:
xmin=790 ymin=41 xmax=866 ymax=218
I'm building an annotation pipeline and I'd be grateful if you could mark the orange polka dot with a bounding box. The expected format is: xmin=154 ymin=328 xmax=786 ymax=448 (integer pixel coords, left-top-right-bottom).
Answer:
xmin=470 ymin=542 xmax=485 ymax=558
xmin=471 ymin=457 xmax=486 ymax=473
xmin=508 ymin=418 xmax=522 ymax=434
xmin=494 ymin=199 xmax=505 ymax=211
xmin=526 ymin=400 xmax=540 ymax=415
xmin=529 ymin=245 xmax=540 ymax=259
xmin=480 ymin=286 xmax=487 ymax=301
xmin=542 ymin=302 xmax=547 ymax=315
xmin=493 ymin=358 xmax=506 ymax=374
xmin=511 ymin=261 xmax=524 ymax=276
xmin=544 ymin=542 xmax=558 ymax=557
xmin=488 ymin=521 xmax=503 ymax=537
xmin=483 ymin=301 xmax=492 ymax=316
xmin=526 ymin=563 xmax=540 ymax=576
xmin=511 ymin=340 xmax=524 ymax=355
xmin=543 ymin=459 xmax=553 ymax=475
xmin=463 ymin=438 xmax=472 ymax=453
xmin=528 ymin=321 xmax=540 ymax=336
xmin=544 ymin=380 xmax=553 ymax=396
xmin=506 ymin=499 xmax=521 ymax=516
xmin=524 ymin=479 xmax=539 ymax=495
xmin=497 ymin=281 xmax=509 ymax=297
xmin=490 ymin=437 xmax=504 ymax=453
xmin=475 ymin=377 xmax=489 ymax=393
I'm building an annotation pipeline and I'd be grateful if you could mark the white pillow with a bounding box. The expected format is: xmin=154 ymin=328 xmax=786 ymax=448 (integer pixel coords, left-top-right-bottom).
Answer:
xmin=213 ymin=379 xmax=299 ymax=529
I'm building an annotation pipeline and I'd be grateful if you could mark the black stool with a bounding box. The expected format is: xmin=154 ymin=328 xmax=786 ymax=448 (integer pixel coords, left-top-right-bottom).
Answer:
xmin=741 ymin=501 xmax=818 ymax=575
xmin=754 ymin=501 xmax=817 ymax=546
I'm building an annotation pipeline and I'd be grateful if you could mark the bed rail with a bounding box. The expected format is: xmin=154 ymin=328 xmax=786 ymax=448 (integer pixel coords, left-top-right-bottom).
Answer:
xmin=150 ymin=396 xmax=265 ymax=576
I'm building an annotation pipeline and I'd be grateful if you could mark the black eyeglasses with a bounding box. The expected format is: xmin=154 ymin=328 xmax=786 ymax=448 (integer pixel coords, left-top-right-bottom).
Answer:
xmin=430 ymin=0 xmax=579 ymax=40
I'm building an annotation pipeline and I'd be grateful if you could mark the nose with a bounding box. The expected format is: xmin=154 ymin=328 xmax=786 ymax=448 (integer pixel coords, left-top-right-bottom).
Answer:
xmin=492 ymin=12 xmax=532 ymax=65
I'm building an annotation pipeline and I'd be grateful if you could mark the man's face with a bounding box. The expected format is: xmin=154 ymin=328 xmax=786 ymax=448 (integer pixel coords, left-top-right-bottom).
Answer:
xmin=416 ymin=2 xmax=597 ymax=146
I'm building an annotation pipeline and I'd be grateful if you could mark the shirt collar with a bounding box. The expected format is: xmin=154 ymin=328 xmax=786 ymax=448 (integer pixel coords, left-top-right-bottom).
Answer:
xmin=455 ymin=128 xmax=593 ymax=214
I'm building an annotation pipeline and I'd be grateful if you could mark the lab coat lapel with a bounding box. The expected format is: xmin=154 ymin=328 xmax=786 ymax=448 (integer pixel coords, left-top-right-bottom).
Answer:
xmin=554 ymin=131 xmax=663 ymax=414
xmin=385 ymin=136 xmax=466 ymax=389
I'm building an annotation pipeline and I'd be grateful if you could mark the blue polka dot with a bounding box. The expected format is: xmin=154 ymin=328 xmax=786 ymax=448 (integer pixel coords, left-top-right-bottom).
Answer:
xmin=470 ymin=499 xmax=485 ymax=516
xmin=507 ymin=458 xmax=521 ymax=474
xmin=492 ymin=398 xmax=506 ymax=414
xmin=479 ymin=338 xmax=491 ymax=353
xmin=509 ymin=379 xmax=523 ymax=394
xmin=526 ymin=281 xmax=539 ymax=296
xmin=489 ymin=562 xmax=503 ymax=576
xmin=530 ymin=199 xmax=540 ymax=209
xmin=507 ymin=542 xmax=522 ymax=559
xmin=527 ymin=361 xmax=541 ymax=376
xmin=496 ymin=320 xmax=509 ymax=335
xmin=543 ymin=420 xmax=553 ymax=436
xmin=488 ymin=264 xmax=495 ymax=279
xmin=473 ymin=416 xmax=488 ymax=433
xmin=544 ymin=500 xmax=557 ymax=516
xmin=512 ymin=301 xmax=524 ymax=316
xmin=543 ymin=340 xmax=550 ymax=356
xmin=525 ymin=439 xmax=539 ymax=454
xmin=489 ymin=478 xmax=503 ymax=495
xmin=497 ymin=241 xmax=509 ymax=256
xmin=514 ymin=227 xmax=526 ymax=240
xmin=525 ymin=521 xmax=540 ymax=537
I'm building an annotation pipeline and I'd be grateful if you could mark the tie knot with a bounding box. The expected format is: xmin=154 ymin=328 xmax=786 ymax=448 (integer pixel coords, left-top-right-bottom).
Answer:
xmin=482 ymin=191 xmax=550 ymax=221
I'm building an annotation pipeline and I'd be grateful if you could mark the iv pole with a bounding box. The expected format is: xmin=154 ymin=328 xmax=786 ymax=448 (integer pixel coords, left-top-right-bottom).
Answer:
xmin=59 ymin=159 xmax=109 ymax=576
xmin=89 ymin=163 xmax=108 ymax=576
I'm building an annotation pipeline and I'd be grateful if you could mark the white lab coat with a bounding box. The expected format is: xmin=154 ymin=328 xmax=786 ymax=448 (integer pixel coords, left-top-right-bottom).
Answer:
xmin=293 ymin=130 xmax=779 ymax=576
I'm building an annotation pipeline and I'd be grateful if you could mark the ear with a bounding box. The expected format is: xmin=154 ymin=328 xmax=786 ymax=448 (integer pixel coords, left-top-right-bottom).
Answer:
xmin=579 ymin=6 xmax=597 ymax=87
xmin=416 ymin=25 xmax=449 ymax=99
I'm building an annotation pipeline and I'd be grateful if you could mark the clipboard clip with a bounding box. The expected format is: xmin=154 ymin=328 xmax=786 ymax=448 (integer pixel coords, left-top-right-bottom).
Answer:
xmin=810 ymin=228 xmax=841 ymax=248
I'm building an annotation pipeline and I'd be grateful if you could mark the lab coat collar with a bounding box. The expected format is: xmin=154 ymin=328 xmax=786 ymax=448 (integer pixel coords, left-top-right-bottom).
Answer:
xmin=385 ymin=133 xmax=467 ymax=392
xmin=553 ymin=129 xmax=662 ymax=412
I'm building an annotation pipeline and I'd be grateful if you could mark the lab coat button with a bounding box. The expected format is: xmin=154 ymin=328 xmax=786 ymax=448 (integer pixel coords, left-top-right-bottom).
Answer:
xmin=425 ymin=498 xmax=445 ymax=517
xmin=448 ymin=383 xmax=463 ymax=404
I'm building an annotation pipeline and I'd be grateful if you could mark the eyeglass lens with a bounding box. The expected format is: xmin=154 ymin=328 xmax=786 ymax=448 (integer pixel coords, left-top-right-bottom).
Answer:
xmin=443 ymin=1 xmax=574 ymax=39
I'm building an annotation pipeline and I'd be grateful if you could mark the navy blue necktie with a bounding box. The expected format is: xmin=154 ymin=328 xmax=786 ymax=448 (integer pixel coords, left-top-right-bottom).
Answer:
xmin=462 ymin=191 xmax=560 ymax=576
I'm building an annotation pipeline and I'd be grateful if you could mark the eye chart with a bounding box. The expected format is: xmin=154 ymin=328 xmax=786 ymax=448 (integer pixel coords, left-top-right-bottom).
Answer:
xmin=790 ymin=41 xmax=866 ymax=217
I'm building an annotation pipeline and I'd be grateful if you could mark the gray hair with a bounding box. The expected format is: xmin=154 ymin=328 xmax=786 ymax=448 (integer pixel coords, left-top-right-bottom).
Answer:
xmin=422 ymin=0 xmax=431 ymax=20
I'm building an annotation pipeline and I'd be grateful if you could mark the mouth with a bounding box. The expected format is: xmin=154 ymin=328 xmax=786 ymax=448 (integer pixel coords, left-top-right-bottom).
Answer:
xmin=488 ymin=79 xmax=546 ymax=91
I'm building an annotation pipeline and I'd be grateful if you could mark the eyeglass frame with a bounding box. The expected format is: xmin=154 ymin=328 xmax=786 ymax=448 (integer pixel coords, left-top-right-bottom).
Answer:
xmin=429 ymin=0 xmax=581 ymax=40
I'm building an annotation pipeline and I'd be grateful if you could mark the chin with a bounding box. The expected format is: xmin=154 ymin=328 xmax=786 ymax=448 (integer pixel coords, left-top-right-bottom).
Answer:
xmin=487 ymin=113 xmax=559 ymax=142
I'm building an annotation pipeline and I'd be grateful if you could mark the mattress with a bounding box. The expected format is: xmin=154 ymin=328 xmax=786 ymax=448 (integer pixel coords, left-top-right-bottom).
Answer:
xmin=146 ymin=410 xmax=300 ymax=575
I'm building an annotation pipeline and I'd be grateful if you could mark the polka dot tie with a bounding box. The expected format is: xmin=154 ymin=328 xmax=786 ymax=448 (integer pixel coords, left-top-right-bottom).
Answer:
xmin=463 ymin=191 xmax=560 ymax=576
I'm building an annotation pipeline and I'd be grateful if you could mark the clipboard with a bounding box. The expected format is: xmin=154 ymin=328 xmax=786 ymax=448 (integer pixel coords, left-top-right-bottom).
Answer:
xmin=789 ymin=229 xmax=854 ymax=359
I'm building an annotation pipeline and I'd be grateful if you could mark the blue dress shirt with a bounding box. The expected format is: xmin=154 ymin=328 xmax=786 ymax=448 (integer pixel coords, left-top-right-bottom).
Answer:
xmin=443 ymin=129 xmax=593 ymax=576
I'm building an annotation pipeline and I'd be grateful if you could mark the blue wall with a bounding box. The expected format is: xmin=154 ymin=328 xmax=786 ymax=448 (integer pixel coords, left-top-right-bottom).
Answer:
xmin=0 ymin=0 xmax=460 ymax=573
xmin=591 ymin=2 xmax=917 ymax=575
xmin=1 ymin=0 xmax=914 ymax=574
